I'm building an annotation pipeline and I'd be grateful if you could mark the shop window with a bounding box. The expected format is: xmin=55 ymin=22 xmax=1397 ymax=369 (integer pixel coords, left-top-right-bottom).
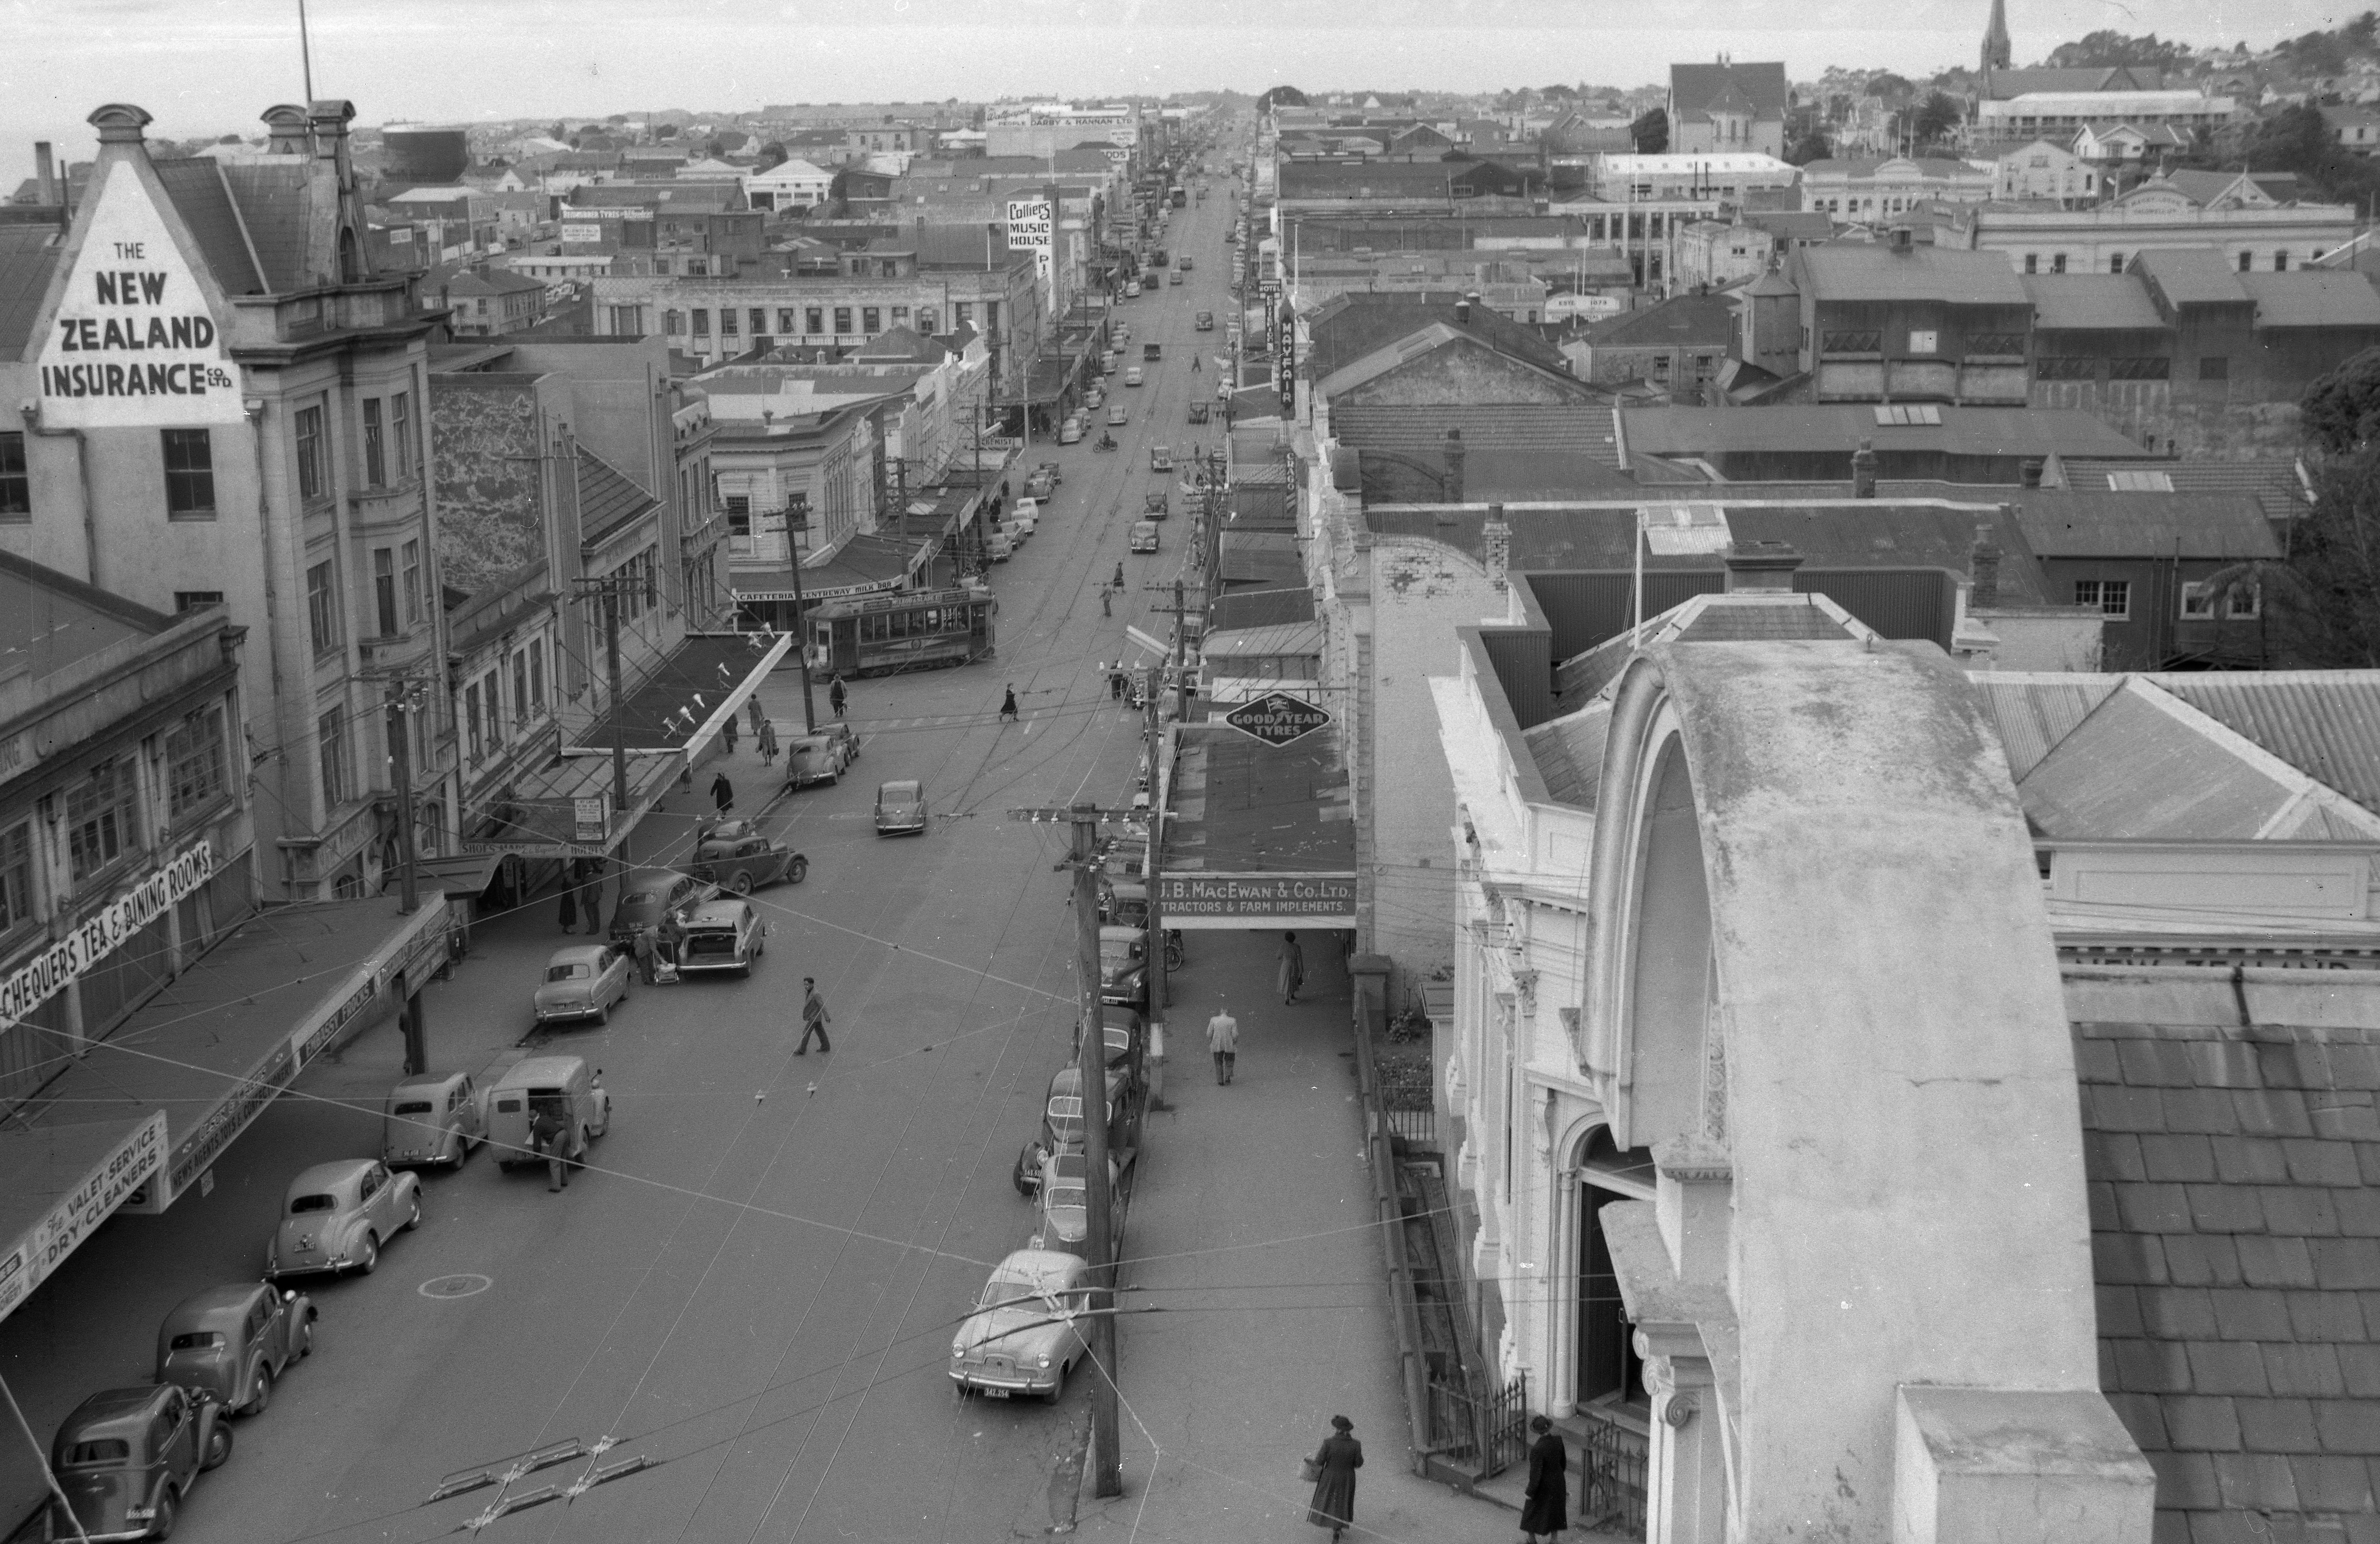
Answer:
xmin=162 ymin=429 xmax=216 ymax=519
xmin=0 ymin=430 xmax=27 ymax=518
xmin=66 ymin=759 xmax=141 ymax=883
xmin=2075 ymin=578 xmax=2131 ymax=618
xmin=318 ymin=707 xmax=350 ymax=807
xmin=165 ymin=704 xmax=227 ymax=822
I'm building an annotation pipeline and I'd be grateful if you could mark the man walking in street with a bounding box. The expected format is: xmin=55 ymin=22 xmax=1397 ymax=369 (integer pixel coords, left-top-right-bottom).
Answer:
xmin=1101 ymin=584 xmax=1112 ymax=617
xmin=1206 ymin=1002 xmax=1238 ymax=1085
xmin=748 ymin=696 xmax=766 ymax=740
xmin=722 ymin=712 xmax=739 ymax=755
xmin=711 ymin=769 xmax=735 ymax=817
xmin=830 ymin=675 xmax=847 ymax=719
xmin=757 ymin=717 xmax=778 ymax=768
xmin=999 ymin=685 xmax=1020 ymax=722
xmin=796 ymin=977 xmax=833 ymax=1054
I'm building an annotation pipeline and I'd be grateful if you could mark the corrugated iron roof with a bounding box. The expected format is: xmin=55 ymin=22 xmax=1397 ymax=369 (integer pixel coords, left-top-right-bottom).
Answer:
xmin=1623 ymin=405 xmax=2148 ymax=460
xmin=2153 ymin=671 xmax=2380 ymax=815
xmin=2023 ymin=272 xmax=2167 ymax=332
xmin=0 ymin=233 xmax=60 ymax=355
xmin=575 ymin=447 xmax=657 ymax=549
xmin=2052 ymin=457 xmax=2309 ymax=525
xmin=1966 ymin=674 xmax=2119 ymax=780
xmin=151 ymin=158 xmax=262 ymax=297
xmin=1796 ymin=244 xmax=2031 ymax=305
xmin=2018 ymin=680 xmax=2311 ymax=839
xmin=2238 ymin=270 xmax=2380 ymax=329
xmin=1522 ymin=703 xmax=1609 ymax=807
xmin=1330 ymin=403 xmax=1622 ymax=469
xmin=2013 ymin=491 xmax=2280 ymax=560
xmin=218 ymin=162 xmax=316 ymax=292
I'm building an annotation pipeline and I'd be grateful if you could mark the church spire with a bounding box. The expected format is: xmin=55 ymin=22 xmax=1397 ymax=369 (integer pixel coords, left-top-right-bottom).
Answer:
xmin=1981 ymin=0 xmax=2012 ymax=73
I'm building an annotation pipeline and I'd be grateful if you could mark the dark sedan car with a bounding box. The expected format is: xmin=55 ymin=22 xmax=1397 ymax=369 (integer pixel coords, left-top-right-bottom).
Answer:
xmin=48 ymin=1383 xmax=231 ymax=1541
xmin=875 ymin=780 xmax=928 ymax=835
xmin=690 ymin=829 xmax=808 ymax=894
xmin=156 ymin=1282 xmax=316 ymax=1417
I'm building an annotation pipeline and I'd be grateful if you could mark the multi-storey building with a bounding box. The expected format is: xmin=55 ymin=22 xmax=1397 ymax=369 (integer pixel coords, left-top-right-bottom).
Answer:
xmin=1941 ymin=174 xmax=2359 ymax=276
xmin=0 ymin=100 xmax=455 ymax=899
xmin=1798 ymin=155 xmax=1992 ymax=220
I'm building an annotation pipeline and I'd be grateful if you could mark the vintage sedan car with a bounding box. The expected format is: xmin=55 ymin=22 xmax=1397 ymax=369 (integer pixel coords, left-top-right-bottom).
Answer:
xmin=533 ymin=944 xmax=631 ymax=1027
xmin=1124 ymin=366 xmax=1144 ymax=387
xmin=265 ymin=1159 xmax=422 ymax=1280
xmin=949 ymin=1249 xmax=1092 ymax=1401
xmin=1129 ymin=520 xmax=1159 ymax=553
xmin=1143 ymin=490 xmax=1169 ymax=520
xmin=1149 ymin=444 xmax=1173 ymax=472
xmin=1096 ymin=1006 xmax=1143 ymax=1073
xmin=691 ymin=829 xmax=808 ymax=894
xmin=1168 ymin=268 xmax=1183 ymax=285
xmin=1105 ymin=402 xmax=1128 ymax=427
xmin=1099 ymin=926 xmax=1149 ymax=1008
xmin=676 ymin=898 xmax=765 ymax=978
xmin=48 ymin=1383 xmax=231 ymax=1542
xmin=608 ymin=868 xmax=715 ymax=947
xmin=156 ymin=1282 xmax=316 ymax=1416
xmin=488 ymin=1056 xmax=609 ymax=1172
xmin=1022 ymin=467 xmax=1058 ymax=500
xmin=875 ymin=779 xmax=928 ymax=835
xmin=381 ymin=1070 xmax=483 ymax=1168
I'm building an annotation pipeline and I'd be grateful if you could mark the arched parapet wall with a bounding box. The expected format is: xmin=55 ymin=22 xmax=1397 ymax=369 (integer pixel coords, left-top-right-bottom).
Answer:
xmin=1586 ymin=639 xmax=2101 ymax=1536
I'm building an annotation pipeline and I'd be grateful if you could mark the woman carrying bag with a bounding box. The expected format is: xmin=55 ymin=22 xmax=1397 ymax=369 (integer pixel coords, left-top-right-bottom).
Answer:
xmin=1304 ymin=1415 xmax=1362 ymax=1542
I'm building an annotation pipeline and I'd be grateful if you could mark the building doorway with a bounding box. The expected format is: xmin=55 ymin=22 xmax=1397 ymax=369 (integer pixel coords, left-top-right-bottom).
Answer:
xmin=1579 ymin=1184 xmax=1645 ymax=1405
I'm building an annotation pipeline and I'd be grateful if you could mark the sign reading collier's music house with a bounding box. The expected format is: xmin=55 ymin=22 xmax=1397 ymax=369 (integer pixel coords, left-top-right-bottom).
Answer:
xmin=35 ymin=162 xmax=244 ymax=426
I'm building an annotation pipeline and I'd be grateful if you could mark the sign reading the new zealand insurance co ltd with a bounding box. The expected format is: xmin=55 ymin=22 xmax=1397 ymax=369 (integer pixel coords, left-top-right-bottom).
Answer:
xmin=35 ymin=163 xmax=244 ymax=426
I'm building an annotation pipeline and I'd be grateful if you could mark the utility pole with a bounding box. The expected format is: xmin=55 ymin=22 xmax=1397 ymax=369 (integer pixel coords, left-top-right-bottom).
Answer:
xmin=1143 ymin=581 xmax=1199 ymax=723
xmin=1142 ymin=669 xmax=1169 ymax=1022
xmin=384 ymin=677 xmax=430 ymax=1076
xmin=787 ymin=495 xmax=818 ymax=733
xmin=1009 ymin=803 xmax=1139 ymax=1500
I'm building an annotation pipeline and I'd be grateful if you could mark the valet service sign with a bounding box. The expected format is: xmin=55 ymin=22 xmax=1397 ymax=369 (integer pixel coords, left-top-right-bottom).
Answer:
xmin=35 ymin=164 xmax=244 ymax=426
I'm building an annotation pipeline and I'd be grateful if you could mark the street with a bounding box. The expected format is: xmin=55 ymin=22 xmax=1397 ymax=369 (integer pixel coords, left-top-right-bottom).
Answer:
xmin=0 ymin=177 xmax=1241 ymax=1544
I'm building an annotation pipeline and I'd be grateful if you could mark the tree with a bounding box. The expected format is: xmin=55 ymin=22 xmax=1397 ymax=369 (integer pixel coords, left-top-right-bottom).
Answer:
xmin=1630 ymin=106 xmax=1668 ymax=153
xmin=1864 ymin=72 xmax=1915 ymax=100
xmin=1256 ymin=86 xmax=1308 ymax=111
xmin=2303 ymin=347 xmax=2380 ymax=454
xmin=2201 ymin=449 xmax=2380 ymax=667
xmin=2044 ymin=30 xmax=2193 ymax=70
xmin=655 ymin=123 xmax=677 ymax=139
xmin=1785 ymin=127 xmax=1833 ymax=165
xmin=1913 ymin=90 xmax=1962 ymax=145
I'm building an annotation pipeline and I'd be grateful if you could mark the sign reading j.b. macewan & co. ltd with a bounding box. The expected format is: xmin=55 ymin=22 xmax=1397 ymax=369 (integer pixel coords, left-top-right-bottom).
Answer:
xmin=1156 ymin=872 xmax=1356 ymax=926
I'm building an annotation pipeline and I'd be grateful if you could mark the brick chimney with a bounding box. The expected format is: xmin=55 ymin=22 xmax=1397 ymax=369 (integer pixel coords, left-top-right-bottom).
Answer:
xmin=1442 ymin=428 xmax=1466 ymax=504
xmin=2020 ymin=457 xmax=2045 ymax=488
xmin=1483 ymin=504 xmax=1511 ymax=590
xmin=1724 ymin=540 xmax=1803 ymax=592
xmin=262 ymin=104 xmax=311 ymax=156
xmin=1973 ymin=515 xmax=2005 ymax=610
xmin=1851 ymin=437 xmax=1878 ymax=498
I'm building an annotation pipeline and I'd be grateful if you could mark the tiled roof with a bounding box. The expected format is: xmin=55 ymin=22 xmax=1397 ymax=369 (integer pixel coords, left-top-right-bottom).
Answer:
xmin=2239 ymin=271 xmax=2380 ymax=329
xmin=2138 ymin=248 xmax=2253 ymax=308
xmin=152 ymin=158 xmax=263 ymax=297
xmin=575 ymin=447 xmax=658 ymax=549
xmin=1668 ymin=61 xmax=1789 ymax=121
xmin=1523 ymin=701 xmax=1610 ymax=806
xmin=2052 ymin=459 xmax=2309 ymax=524
xmin=2014 ymin=492 xmax=2280 ymax=561
xmin=1583 ymin=292 xmax=1737 ymax=350
xmin=1330 ymin=403 xmax=1621 ymax=469
xmin=2075 ymin=1009 xmax=2380 ymax=1535
xmin=1305 ymin=292 xmax=1569 ymax=380
xmin=1796 ymin=244 xmax=2031 ymax=305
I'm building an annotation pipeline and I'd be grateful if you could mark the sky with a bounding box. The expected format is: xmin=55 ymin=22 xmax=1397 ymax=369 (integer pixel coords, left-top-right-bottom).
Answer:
xmin=0 ymin=0 xmax=2352 ymax=187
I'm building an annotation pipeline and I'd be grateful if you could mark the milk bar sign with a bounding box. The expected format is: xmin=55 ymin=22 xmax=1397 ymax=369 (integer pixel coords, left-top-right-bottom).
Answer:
xmin=1221 ymin=692 xmax=1329 ymax=748
xmin=36 ymin=164 xmax=244 ymax=425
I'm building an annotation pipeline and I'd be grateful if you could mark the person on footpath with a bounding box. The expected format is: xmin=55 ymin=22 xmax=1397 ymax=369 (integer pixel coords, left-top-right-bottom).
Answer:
xmin=795 ymin=977 xmax=833 ymax=1055
xmin=757 ymin=717 xmax=778 ymax=768
xmin=577 ymin=867 xmax=604 ymax=938
xmin=1101 ymin=584 xmax=1112 ymax=617
xmin=1205 ymin=1002 xmax=1238 ymax=1085
xmin=722 ymin=712 xmax=739 ymax=755
xmin=999 ymin=685 xmax=1020 ymax=721
xmin=557 ymin=881 xmax=579 ymax=935
xmin=1304 ymin=1415 xmax=1362 ymax=1544
xmin=1520 ymin=1415 xmax=1569 ymax=1544
xmin=1112 ymin=561 xmax=1124 ymax=589
xmin=748 ymin=696 xmax=766 ymax=740
xmin=830 ymin=675 xmax=847 ymax=718
xmin=711 ymin=769 xmax=735 ymax=817
xmin=1109 ymin=667 xmax=1124 ymax=701
xmin=1277 ymin=931 xmax=1305 ymax=1004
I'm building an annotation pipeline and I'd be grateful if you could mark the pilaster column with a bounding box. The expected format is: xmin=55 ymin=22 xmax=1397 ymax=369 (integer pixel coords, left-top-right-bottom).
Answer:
xmin=1638 ymin=1336 xmax=1726 ymax=1544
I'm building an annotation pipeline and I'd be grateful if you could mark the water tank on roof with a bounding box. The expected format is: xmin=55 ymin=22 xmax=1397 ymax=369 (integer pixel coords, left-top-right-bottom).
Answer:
xmin=382 ymin=125 xmax=468 ymax=184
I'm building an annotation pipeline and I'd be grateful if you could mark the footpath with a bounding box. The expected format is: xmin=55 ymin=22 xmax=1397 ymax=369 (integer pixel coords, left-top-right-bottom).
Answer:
xmin=1074 ymin=927 xmax=1506 ymax=1543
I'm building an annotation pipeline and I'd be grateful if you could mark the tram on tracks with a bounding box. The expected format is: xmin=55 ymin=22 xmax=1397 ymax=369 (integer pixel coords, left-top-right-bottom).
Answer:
xmin=799 ymin=587 xmax=998 ymax=677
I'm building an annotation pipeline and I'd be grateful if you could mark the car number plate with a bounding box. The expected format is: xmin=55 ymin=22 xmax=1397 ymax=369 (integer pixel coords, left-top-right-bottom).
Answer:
xmin=985 ymin=1387 xmax=1010 ymax=1399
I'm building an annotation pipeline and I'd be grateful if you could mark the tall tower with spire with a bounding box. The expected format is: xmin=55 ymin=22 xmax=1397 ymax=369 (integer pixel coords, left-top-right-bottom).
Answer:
xmin=1981 ymin=0 xmax=2012 ymax=73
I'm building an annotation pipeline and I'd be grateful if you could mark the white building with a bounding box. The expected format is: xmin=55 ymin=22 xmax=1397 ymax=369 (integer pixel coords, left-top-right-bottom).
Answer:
xmin=1944 ymin=175 xmax=2358 ymax=274
xmin=1975 ymin=89 xmax=2239 ymax=144
xmin=1588 ymin=153 xmax=1798 ymax=203
xmin=1994 ymin=137 xmax=2100 ymax=206
xmin=742 ymin=159 xmax=834 ymax=213
xmin=1797 ymin=155 xmax=1993 ymax=219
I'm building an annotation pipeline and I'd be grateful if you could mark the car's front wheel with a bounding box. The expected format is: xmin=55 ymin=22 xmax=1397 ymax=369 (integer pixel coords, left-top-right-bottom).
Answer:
xmin=403 ymin=1194 xmax=422 ymax=1232
xmin=151 ymin=1481 xmax=181 ymax=1538
xmin=201 ymin=1417 xmax=233 ymax=1471
xmin=789 ymin=856 xmax=808 ymax=884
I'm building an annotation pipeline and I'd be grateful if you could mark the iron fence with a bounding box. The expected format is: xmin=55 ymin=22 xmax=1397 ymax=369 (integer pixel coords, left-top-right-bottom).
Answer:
xmin=1575 ymin=1403 xmax=1650 ymax=1539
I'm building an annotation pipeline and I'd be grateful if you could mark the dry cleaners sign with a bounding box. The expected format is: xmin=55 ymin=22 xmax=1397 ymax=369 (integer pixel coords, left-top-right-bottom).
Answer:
xmin=0 ymin=840 xmax=214 ymax=1027
xmin=36 ymin=163 xmax=244 ymax=425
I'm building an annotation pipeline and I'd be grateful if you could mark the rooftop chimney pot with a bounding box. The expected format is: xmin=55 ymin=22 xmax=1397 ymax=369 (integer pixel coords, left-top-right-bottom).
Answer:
xmin=1723 ymin=540 xmax=1804 ymax=593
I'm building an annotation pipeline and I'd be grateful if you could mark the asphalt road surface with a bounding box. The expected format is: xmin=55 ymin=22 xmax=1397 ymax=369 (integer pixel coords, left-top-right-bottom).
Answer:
xmin=0 ymin=157 xmax=1243 ymax=1544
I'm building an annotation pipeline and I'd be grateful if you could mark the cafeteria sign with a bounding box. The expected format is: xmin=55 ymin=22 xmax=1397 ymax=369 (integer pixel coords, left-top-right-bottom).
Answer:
xmin=1221 ymin=691 xmax=1330 ymax=748
xmin=35 ymin=162 xmax=243 ymax=426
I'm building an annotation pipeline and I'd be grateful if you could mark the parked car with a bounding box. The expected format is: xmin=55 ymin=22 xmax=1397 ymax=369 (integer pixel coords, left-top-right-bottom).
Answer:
xmin=156 ymin=1282 xmax=316 ymax=1417
xmin=46 ymin=1384 xmax=231 ymax=1543
xmin=486 ymin=1056 xmax=609 ymax=1174
xmin=1195 ymin=311 xmax=1214 ymax=331
xmin=1106 ymin=403 xmax=1128 ymax=427
xmin=1129 ymin=520 xmax=1159 ymax=553
xmin=1013 ymin=497 xmax=1043 ymax=535
xmin=875 ymin=779 xmax=928 ymax=835
xmin=949 ymin=1249 xmax=1092 ymax=1401
xmin=1150 ymin=444 xmax=1173 ymax=472
xmin=265 ymin=1159 xmax=422 ymax=1280
xmin=1098 ymin=1006 xmax=1144 ymax=1073
xmin=1124 ymin=367 xmax=1143 ymax=387
xmin=382 ymin=1070 xmax=483 ymax=1168
xmin=1023 ymin=468 xmax=1057 ymax=500
xmin=986 ymin=530 xmax=1014 ymax=563
xmin=1179 ymin=256 xmax=1194 ymax=272
xmin=676 ymin=898 xmax=765 ymax=978
xmin=608 ymin=869 xmax=714 ymax=948
xmin=1036 ymin=459 xmax=1063 ymax=486
xmin=690 ymin=829 xmax=807 ymax=894
xmin=1059 ymin=416 xmax=1082 ymax=444
xmin=534 ymin=944 xmax=631 ymax=1027
xmin=1098 ymin=925 xmax=1149 ymax=1008
xmin=1041 ymin=1062 xmax=1129 ymax=1156
xmin=1033 ymin=1150 xmax=1101 ymax=1255
xmin=1168 ymin=269 xmax=1182 ymax=285
xmin=785 ymin=728 xmax=857 ymax=790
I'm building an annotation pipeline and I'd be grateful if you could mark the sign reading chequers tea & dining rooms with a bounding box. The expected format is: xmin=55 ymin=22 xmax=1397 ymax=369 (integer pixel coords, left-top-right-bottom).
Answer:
xmin=35 ymin=161 xmax=244 ymax=426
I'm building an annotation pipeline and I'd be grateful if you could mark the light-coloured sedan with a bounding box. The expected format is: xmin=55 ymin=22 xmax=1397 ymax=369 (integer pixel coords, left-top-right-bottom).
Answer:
xmin=949 ymin=1249 xmax=1092 ymax=1401
xmin=266 ymin=1160 xmax=422 ymax=1280
xmin=381 ymin=1070 xmax=483 ymax=1168
xmin=534 ymin=944 xmax=631 ymax=1027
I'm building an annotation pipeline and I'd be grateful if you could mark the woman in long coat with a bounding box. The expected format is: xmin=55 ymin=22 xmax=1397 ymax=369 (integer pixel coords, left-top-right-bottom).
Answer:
xmin=1277 ymin=931 xmax=1304 ymax=1004
xmin=1306 ymin=1414 xmax=1361 ymax=1542
xmin=1520 ymin=1414 xmax=1568 ymax=1542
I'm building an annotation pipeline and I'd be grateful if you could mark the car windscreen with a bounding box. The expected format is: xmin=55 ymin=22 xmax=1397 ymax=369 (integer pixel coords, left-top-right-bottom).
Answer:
xmin=980 ymin=1275 xmax=1045 ymax=1309
xmin=168 ymin=1331 xmax=224 ymax=1351
xmin=61 ymin=1439 xmax=131 ymax=1466
xmin=546 ymin=963 xmax=591 ymax=982
xmin=1048 ymin=1185 xmax=1086 ymax=1211
xmin=621 ymin=889 xmax=660 ymax=906
xmin=289 ymin=1194 xmax=336 ymax=1214
xmin=1046 ymin=1095 xmax=1082 ymax=1122
xmin=1101 ymin=939 xmax=1143 ymax=967
xmin=684 ymin=931 xmax=740 ymax=956
xmin=391 ymin=1100 xmax=435 ymax=1116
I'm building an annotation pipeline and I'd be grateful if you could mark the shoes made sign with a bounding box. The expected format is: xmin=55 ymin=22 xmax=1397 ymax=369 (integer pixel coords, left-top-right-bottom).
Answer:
xmin=1221 ymin=691 xmax=1329 ymax=748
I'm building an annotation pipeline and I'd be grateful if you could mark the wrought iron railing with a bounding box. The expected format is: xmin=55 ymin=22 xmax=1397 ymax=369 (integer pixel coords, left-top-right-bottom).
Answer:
xmin=1575 ymin=1403 xmax=1651 ymax=1539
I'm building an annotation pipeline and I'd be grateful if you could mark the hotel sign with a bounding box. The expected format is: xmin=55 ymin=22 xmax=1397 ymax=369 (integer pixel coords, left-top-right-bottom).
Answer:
xmin=0 ymin=841 xmax=214 ymax=1029
xmin=35 ymin=164 xmax=244 ymax=425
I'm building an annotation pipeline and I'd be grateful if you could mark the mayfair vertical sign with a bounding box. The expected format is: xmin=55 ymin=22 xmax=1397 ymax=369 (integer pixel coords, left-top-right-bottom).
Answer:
xmin=36 ymin=163 xmax=244 ymax=425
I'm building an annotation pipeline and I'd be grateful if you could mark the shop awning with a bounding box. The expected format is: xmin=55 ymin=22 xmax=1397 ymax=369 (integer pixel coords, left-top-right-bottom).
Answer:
xmin=733 ymin=534 xmax=932 ymax=607
xmin=563 ymin=630 xmax=793 ymax=763
xmin=468 ymin=752 xmax=683 ymax=860
xmin=1155 ymin=722 xmax=1356 ymax=930
xmin=411 ymin=850 xmax=506 ymax=897
xmin=0 ymin=895 xmax=447 ymax=1324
